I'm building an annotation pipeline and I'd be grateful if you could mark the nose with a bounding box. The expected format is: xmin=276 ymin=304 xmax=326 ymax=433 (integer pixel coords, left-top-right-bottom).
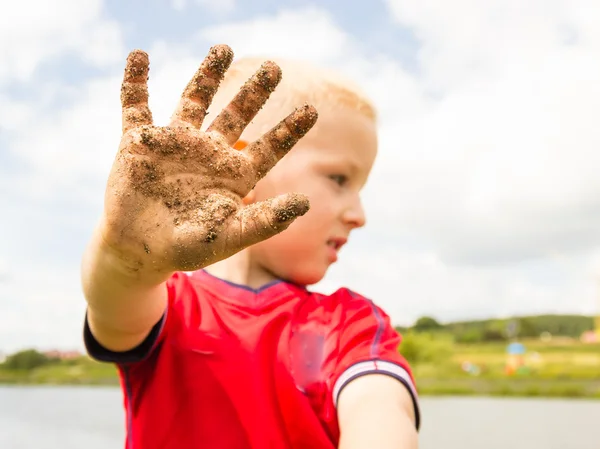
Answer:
xmin=342 ymin=195 xmax=366 ymax=229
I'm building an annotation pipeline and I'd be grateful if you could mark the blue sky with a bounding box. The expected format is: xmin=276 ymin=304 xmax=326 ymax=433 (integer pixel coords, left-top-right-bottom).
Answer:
xmin=1 ymin=0 xmax=599 ymax=352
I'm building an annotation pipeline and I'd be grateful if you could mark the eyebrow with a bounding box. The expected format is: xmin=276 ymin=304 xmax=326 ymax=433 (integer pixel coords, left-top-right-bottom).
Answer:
xmin=345 ymin=157 xmax=366 ymax=177
xmin=319 ymin=153 xmax=367 ymax=178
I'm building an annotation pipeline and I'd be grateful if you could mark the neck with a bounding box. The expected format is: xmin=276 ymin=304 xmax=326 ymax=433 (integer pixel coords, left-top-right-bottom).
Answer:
xmin=203 ymin=250 xmax=279 ymax=290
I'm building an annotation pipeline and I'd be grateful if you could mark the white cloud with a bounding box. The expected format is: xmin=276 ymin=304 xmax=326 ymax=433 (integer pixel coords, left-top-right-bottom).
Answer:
xmin=171 ymin=0 xmax=186 ymax=10
xmin=0 ymin=0 xmax=127 ymax=351
xmin=2 ymin=4 xmax=599 ymax=351
xmin=0 ymin=265 xmax=86 ymax=353
xmin=0 ymin=0 xmax=124 ymax=83
xmin=199 ymin=8 xmax=350 ymax=63
xmin=0 ymin=0 xmax=126 ymax=201
xmin=171 ymin=0 xmax=235 ymax=14
xmin=319 ymin=234 xmax=600 ymax=325
xmin=191 ymin=7 xmax=600 ymax=319
xmin=0 ymin=259 xmax=9 ymax=284
xmin=385 ymin=0 xmax=596 ymax=92
xmin=0 ymin=96 xmax=34 ymax=132
xmin=7 ymin=76 xmax=122 ymax=201
xmin=378 ymin=0 xmax=600 ymax=266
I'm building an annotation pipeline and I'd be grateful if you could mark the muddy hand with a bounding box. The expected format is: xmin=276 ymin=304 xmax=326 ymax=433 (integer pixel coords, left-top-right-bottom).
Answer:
xmin=102 ymin=44 xmax=318 ymax=275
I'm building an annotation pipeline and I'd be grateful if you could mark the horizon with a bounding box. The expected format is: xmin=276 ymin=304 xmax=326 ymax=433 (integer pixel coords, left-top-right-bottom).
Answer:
xmin=1 ymin=311 xmax=594 ymax=354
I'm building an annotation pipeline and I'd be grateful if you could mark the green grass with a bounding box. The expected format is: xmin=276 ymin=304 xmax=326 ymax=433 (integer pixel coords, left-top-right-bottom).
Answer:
xmin=416 ymin=378 xmax=600 ymax=398
xmin=0 ymin=358 xmax=119 ymax=386
xmin=409 ymin=339 xmax=600 ymax=398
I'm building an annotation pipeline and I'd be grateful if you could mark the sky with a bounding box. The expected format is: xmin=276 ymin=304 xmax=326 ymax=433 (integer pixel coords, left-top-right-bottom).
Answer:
xmin=1 ymin=0 xmax=600 ymax=352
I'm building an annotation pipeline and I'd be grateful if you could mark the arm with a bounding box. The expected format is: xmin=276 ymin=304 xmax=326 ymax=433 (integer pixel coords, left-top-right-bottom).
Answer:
xmin=82 ymin=226 xmax=169 ymax=353
xmin=83 ymin=45 xmax=317 ymax=354
xmin=337 ymin=374 xmax=418 ymax=449
xmin=330 ymin=292 xmax=420 ymax=446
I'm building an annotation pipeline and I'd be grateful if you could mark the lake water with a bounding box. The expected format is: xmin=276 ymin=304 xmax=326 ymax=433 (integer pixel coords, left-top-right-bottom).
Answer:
xmin=0 ymin=386 xmax=598 ymax=448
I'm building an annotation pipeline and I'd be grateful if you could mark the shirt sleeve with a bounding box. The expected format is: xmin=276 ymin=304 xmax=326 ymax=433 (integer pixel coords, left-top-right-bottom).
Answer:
xmin=83 ymin=272 xmax=184 ymax=364
xmin=84 ymin=310 xmax=167 ymax=364
xmin=331 ymin=291 xmax=420 ymax=429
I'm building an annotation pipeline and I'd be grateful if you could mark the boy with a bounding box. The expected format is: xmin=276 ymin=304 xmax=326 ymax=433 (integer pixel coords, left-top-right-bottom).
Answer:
xmin=82 ymin=44 xmax=420 ymax=448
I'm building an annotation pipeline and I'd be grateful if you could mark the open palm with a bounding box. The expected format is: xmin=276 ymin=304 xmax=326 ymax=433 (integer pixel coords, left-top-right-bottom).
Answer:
xmin=101 ymin=45 xmax=318 ymax=275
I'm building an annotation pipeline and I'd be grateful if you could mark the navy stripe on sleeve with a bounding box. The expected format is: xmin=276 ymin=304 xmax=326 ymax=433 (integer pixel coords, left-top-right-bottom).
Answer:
xmin=83 ymin=311 xmax=166 ymax=364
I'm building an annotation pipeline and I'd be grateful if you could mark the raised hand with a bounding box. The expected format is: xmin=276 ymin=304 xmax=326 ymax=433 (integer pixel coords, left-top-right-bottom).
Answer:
xmin=101 ymin=45 xmax=318 ymax=277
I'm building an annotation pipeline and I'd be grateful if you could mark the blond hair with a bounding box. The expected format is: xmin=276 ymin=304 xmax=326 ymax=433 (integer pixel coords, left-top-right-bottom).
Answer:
xmin=205 ymin=57 xmax=377 ymax=141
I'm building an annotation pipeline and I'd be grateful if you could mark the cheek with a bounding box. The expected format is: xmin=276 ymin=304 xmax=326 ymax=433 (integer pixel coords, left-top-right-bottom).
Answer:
xmin=250 ymin=196 xmax=336 ymax=284
xmin=269 ymin=214 xmax=323 ymax=249
xmin=251 ymin=221 xmax=329 ymax=285
xmin=251 ymin=166 xmax=336 ymax=238
xmin=304 ymin=185 xmax=337 ymax=221
xmin=252 ymin=204 xmax=329 ymax=261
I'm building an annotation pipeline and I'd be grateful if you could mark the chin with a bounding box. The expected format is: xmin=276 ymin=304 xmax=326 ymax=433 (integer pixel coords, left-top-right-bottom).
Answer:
xmin=283 ymin=265 xmax=328 ymax=287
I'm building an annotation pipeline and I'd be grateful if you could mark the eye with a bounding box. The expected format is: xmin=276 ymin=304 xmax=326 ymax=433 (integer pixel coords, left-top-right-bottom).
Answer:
xmin=329 ymin=174 xmax=348 ymax=186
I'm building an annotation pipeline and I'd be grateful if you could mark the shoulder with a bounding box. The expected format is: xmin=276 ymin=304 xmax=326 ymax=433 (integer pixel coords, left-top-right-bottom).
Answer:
xmin=319 ymin=288 xmax=421 ymax=429
xmin=324 ymin=287 xmax=381 ymax=307
xmin=311 ymin=287 xmax=402 ymax=360
xmin=322 ymin=286 xmax=364 ymax=301
xmin=321 ymin=287 xmax=392 ymax=327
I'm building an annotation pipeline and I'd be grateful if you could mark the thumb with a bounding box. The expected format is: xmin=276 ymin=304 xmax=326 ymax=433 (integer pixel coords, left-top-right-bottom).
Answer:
xmin=233 ymin=192 xmax=310 ymax=248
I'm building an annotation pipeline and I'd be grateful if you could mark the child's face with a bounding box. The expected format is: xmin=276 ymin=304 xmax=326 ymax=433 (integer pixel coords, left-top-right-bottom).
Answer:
xmin=249 ymin=106 xmax=378 ymax=285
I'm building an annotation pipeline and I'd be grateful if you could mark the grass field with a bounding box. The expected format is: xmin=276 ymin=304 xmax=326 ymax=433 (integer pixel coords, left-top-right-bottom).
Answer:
xmin=0 ymin=357 xmax=119 ymax=386
xmin=411 ymin=339 xmax=600 ymax=398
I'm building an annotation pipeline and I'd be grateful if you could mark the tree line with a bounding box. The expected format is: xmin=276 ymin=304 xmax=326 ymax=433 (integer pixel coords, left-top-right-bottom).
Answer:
xmin=398 ymin=314 xmax=594 ymax=343
xmin=0 ymin=349 xmax=62 ymax=371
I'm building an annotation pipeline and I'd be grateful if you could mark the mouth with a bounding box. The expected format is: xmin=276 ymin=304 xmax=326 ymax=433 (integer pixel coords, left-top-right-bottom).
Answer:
xmin=326 ymin=237 xmax=348 ymax=251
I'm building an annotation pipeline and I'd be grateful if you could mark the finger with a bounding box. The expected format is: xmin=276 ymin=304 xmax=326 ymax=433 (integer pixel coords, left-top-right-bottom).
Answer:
xmin=170 ymin=44 xmax=234 ymax=129
xmin=246 ymin=104 xmax=318 ymax=180
xmin=233 ymin=192 xmax=310 ymax=249
xmin=171 ymin=193 xmax=309 ymax=270
xmin=121 ymin=50 xmax=153 ymax=133
xmin=206 ymin=61 xmax=282 ymax=145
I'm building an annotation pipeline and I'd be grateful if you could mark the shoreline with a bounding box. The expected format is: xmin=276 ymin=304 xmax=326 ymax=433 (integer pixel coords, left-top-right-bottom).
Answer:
xmin=1 ymin=378 xmax=598 ymax=400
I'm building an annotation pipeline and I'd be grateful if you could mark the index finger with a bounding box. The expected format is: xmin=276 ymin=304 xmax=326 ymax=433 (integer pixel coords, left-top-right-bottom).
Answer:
xmin=121 ymin=50 xmax=153 ymax=134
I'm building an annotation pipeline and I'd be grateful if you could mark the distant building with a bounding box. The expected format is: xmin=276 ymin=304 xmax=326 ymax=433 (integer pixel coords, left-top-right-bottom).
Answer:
xmin=580 ymin=330 xmax=599 ymax=344
xmin=43 ymin=350 xmax=82 ymax=360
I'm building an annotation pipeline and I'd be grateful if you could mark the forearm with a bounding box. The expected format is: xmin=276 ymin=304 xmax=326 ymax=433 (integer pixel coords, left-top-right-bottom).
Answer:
xmin=82 ymin=225 xmax=169 ymax=352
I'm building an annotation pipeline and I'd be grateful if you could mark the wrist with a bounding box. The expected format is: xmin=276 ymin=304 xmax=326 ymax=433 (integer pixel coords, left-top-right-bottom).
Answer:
xmin=87 ymin=222 xmax=173 ymax=288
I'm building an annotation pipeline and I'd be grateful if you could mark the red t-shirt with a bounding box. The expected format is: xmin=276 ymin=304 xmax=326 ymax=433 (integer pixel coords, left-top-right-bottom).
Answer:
xmin=85 ymin=270 xmax=419 ymax=448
